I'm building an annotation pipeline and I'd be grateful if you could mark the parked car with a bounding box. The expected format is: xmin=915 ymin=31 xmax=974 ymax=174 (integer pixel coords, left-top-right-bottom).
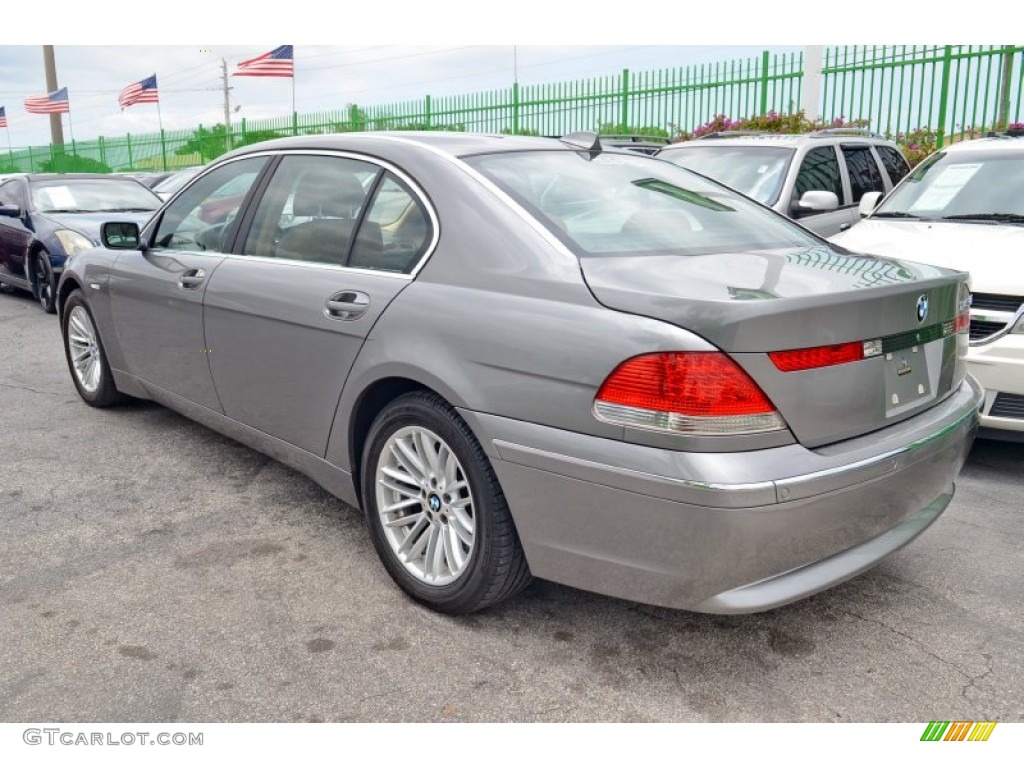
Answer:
xmin=151 ymin=166 xmax=203 ymax=201
xmin=120 ymin=171 xmax=176 ymax=189
xmin=0 ymin=173 xmax=162 ymax=312
xmin=57 ymin=132 xmax=980 ymax=614
xmin=832 ymin=130 xmax=1024 ymax=440
xmin=657 ymin=129 xmax=910 ymax=236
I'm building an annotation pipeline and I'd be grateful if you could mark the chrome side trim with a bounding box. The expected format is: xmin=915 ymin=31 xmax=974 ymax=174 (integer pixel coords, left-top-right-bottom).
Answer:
xmin=147 ymin=149 xmax=441 ymax=279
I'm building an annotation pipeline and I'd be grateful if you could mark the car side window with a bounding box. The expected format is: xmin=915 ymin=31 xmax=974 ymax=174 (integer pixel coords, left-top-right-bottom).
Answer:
xmin=242 ymin=155 xmax=379 ymax=265
xmin=842 ymin=145 xmax=885 ymax=203
xmin=151 ymin=157 xmax=267 ymax=252
xmin=794 ymin=147 xmax=843 ymax=209
xmin=349 ymin=173 xmax=432 ymax=273
xmin=876 ymin=146 xmax=910 ymax=186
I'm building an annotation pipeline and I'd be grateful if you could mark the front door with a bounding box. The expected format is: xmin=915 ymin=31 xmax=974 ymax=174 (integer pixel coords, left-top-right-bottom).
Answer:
xmin=108 ymin=156 xmax=270 ymax=411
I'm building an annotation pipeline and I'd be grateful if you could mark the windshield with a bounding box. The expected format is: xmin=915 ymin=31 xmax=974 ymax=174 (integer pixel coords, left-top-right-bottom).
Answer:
xmin=31 ymin=178 xmax=162 ymax=213
xmin=876 ymin=148 xmax=1024 ymax=221
xmin=657 ymin=144 xmax=795 ymax=205
xmin=466 ymin=149 xmax=818 ymax=257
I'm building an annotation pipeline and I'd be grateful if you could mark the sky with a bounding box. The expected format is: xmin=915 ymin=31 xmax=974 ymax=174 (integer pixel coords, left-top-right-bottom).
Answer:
xmin=0 ymin=5 xmax=992 ymax=149
xmin=0 ymin=44 xmax=803 ymax=147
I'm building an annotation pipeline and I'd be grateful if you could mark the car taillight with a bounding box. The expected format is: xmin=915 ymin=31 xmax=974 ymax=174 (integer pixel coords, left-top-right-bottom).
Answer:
xmin=768 ymin=341 xmax=866 ymax=372
xmin=593 ymin=352 xmax=787 ymax=436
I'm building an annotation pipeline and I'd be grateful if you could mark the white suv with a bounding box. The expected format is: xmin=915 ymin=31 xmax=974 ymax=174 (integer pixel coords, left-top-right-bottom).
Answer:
xmin=657 ymin=129 xmax=910 ymax=236
xmin=832 ymin=130 xmax=1024 ymax=439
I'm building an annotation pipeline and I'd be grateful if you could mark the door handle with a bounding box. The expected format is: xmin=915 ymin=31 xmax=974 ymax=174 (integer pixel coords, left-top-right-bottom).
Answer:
xmin=178 ymin=268 xmax=207 ymax=290
xmin=838 ymin=222 xmax=852 ymax=232
xmin=325 ymin=290 xmax=370 ymax=320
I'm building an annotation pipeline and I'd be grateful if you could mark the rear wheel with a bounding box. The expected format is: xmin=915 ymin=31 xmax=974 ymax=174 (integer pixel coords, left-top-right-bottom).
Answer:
xmin=63 ymin=290 xmax=126 ymax=407
xmin=361 ymin=391 xmax=531 ymax=614
xmin=31 ymin=249 xmax=57 ymax=314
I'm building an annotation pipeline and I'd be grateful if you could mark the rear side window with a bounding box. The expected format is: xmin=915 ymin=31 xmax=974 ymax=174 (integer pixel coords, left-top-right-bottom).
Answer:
xmin=842 ymin=145 xmax=884 ymax=203
xmin=242 ymin=154 xmax=379 ymax=265
xmin=794 ymin=147 xmax=843 ymax=202
xmin=876 ymin=146 xmax=910 ymax=186
xmin=349 ymin=173 xmax=432 ymax=273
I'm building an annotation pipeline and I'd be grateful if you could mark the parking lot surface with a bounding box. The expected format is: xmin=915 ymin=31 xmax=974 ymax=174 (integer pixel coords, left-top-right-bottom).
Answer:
xmin=1 ymin=289 xmax=1021 ymax=722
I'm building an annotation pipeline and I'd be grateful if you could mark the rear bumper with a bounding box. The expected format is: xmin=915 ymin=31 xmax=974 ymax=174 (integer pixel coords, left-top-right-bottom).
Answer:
xmin=459 ymin=375 xmax=982 ymax=613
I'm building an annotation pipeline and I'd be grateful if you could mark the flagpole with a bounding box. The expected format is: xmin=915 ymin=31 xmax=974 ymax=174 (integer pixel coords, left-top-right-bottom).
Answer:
xmin=5 ymin=126 xmax=13 ymax=171
xmin=291 ymin=51 xmax=296 ymax=136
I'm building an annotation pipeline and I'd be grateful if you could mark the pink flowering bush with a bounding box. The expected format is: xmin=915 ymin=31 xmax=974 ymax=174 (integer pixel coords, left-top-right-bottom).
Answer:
xmin=672 ymin=111 xmax=868 ymax=142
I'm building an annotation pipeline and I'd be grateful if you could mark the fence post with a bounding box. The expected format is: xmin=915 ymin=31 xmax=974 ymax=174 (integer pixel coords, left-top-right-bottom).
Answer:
xmin=935 ymin=46 xmax=953 ymax=148
xmin=997 ymin=44 xmax=1015 ymax=130
xmin=621 ymin=69 xmax=630 ymax=132
xmin=197 ymin=124 xmax=205 ymax=163
xmin=126 ymin=133 xmax=134 ymax=169
xmin=98 ymin=136 xmax=106 ymax=167
xmin=240 ymin=118 xmax=247 ymax=146
xmin=27 ymin=146 xmax=34 ymax=172
xmin=160 ymin=128 xmax=167 ymax=171
xmin=292 ymin=111 xmax=298 ymax=137
xmin=512 ymin=82 xmax=520 ymax=134
xmin=425 ymin=94 xmax=432 ymax=129
xmin=760 ymin=50 xmax=771 ymax=115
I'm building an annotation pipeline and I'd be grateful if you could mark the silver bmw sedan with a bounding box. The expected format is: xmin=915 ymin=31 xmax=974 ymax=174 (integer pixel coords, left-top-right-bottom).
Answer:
xmin=56 ymin=132 xmax=982 ymax=615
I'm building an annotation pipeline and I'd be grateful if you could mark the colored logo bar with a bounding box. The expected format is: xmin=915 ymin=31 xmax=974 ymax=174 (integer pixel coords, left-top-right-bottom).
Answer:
xmin=921 ymin=721 xmax=997 ymax=741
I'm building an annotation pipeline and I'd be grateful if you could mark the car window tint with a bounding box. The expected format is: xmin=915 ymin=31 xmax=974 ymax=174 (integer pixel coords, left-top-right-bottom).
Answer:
xmin=152 ymin=157 xmax=267 ymax=252
xmin=876 ymin=146 xmax=910 ymax=186
xmin=243 ymin=155 xmax=379 ymax=265
xmin=349 ymin=173 xmax=431 ymax=273
xmin=794 ymin=147 xmax=843 ymax=202
xmin=659 ymin=145 xmax=794 ymax=206
xmin=842 ymin=145 xmax=884 ymax=203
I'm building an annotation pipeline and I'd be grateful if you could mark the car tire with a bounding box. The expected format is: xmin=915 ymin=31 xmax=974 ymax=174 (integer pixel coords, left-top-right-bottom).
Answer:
xmin=361 ymin=391 xmax=531 ymax=614
xmin=62 ymin=289 xmax=127 ymax=408
xmin=32 ymin=249 xmax=57 ymax=314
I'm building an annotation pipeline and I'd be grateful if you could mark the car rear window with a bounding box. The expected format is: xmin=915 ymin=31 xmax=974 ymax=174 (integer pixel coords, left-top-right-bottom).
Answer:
xmin=466 ymin=150 xmax=818 ymax=257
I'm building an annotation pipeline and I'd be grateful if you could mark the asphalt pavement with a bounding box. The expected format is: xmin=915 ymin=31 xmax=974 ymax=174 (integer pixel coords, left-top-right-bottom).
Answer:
xmin=1 ymin=287 xmax=1021 ymax=722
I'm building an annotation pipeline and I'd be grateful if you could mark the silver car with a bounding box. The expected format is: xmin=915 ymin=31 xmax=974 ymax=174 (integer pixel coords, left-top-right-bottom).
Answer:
xmin=57 ymin=132 xmax=981 ymax=615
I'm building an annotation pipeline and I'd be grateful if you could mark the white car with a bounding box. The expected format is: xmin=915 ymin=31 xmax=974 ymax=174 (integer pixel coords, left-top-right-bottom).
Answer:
xmin=833 ymin=131 xmax=1024 ymax=438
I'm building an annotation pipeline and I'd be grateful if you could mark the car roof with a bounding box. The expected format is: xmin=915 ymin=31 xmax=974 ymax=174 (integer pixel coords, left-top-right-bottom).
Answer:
xmin=663 ymin=130 xmax=898 ymax=150
xmin=943 ymin=132 xmax=1024 ymax=154
xmin=216 ymin=131 xmax=632 ymax=163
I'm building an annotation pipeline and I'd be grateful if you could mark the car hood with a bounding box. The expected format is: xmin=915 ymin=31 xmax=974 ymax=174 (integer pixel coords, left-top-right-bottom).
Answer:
xmin=41 ymin=211 xmax=156 ymax=244
xmin=831 ymin=219 xmax=1024 ymax=295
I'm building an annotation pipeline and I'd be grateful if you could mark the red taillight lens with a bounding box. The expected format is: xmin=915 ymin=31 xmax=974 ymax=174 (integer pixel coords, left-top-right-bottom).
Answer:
xmin=768 ymin=341 xmax=864 ymax=372
xmin=594 ymin=352 xmax=786 ymax=436
xmin=954 ymin=310 xmax=970 ymax=334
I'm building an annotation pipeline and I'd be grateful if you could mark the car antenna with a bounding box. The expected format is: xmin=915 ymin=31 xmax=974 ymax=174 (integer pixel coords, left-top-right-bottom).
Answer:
xmin=559 ymin=131 xmax=602 ymax=158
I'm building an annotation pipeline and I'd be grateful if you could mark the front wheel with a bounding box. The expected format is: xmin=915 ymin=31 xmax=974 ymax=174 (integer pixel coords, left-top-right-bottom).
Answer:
xmin=32 ymin=249 xmax=57 ymax=314
xmin=62 ymin=289 xmax=126 ymax=408
xmin=361 ymin=391 xmax=531 ymax=614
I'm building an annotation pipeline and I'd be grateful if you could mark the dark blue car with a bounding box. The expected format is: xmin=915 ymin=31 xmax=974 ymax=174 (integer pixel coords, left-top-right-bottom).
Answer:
xmin=0 ymin=174 xmax=161 ymax=313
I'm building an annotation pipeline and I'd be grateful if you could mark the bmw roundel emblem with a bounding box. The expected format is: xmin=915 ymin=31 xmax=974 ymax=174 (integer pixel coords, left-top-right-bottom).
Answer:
xmin=429 ymin=495 xmax=441 ymax=512
xmin=916 ymin=294 xmax=929 ymax=323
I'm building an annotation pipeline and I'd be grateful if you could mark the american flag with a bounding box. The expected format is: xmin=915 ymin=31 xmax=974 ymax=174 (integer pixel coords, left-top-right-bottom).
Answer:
xmin=0 ymin=107 xmax=7 ymax=128
xmin=24 ymin=87 xmax=70 ymax=115
xmin=118 ymin=74 xmax=159 ymax=109
xmin=233 ymin=45 xmax=294 ymax=78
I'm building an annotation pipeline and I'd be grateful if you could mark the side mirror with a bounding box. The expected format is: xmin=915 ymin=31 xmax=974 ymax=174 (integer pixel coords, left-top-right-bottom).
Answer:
xmin=0 ymin=204 xmax=22 ymax=218
xmin=101 ymin=221 xmax=143 ymax=250
xmin=859 ymin=191 xmax=883 ymax=217
xmin=795 ymin=190 xmax=839 ymax=214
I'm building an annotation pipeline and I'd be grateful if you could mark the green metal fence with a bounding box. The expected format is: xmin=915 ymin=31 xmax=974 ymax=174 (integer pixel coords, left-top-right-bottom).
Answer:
xmin=3 ymin=45 xmax=1021 ymax=174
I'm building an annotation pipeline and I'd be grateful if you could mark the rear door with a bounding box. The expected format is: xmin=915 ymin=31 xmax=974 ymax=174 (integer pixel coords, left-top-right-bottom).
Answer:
xmin=202 ymin=152 xmax=436 ymax=456
xmin=840 ymin=143 xmax=887 ymax=230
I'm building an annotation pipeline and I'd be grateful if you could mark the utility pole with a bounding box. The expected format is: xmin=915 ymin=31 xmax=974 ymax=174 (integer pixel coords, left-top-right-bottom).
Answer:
xmin=997 ymin=45 xmax=1015 ymax=130
xmin=221 ymin=58 xmax=233 ymax=151
xmin=42 ymin=45 xmax=65 ymax=147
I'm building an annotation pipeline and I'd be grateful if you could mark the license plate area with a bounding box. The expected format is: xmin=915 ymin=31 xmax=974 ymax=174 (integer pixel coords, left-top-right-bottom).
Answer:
xmin=884 ymin=341 xmax=941 ymax=417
